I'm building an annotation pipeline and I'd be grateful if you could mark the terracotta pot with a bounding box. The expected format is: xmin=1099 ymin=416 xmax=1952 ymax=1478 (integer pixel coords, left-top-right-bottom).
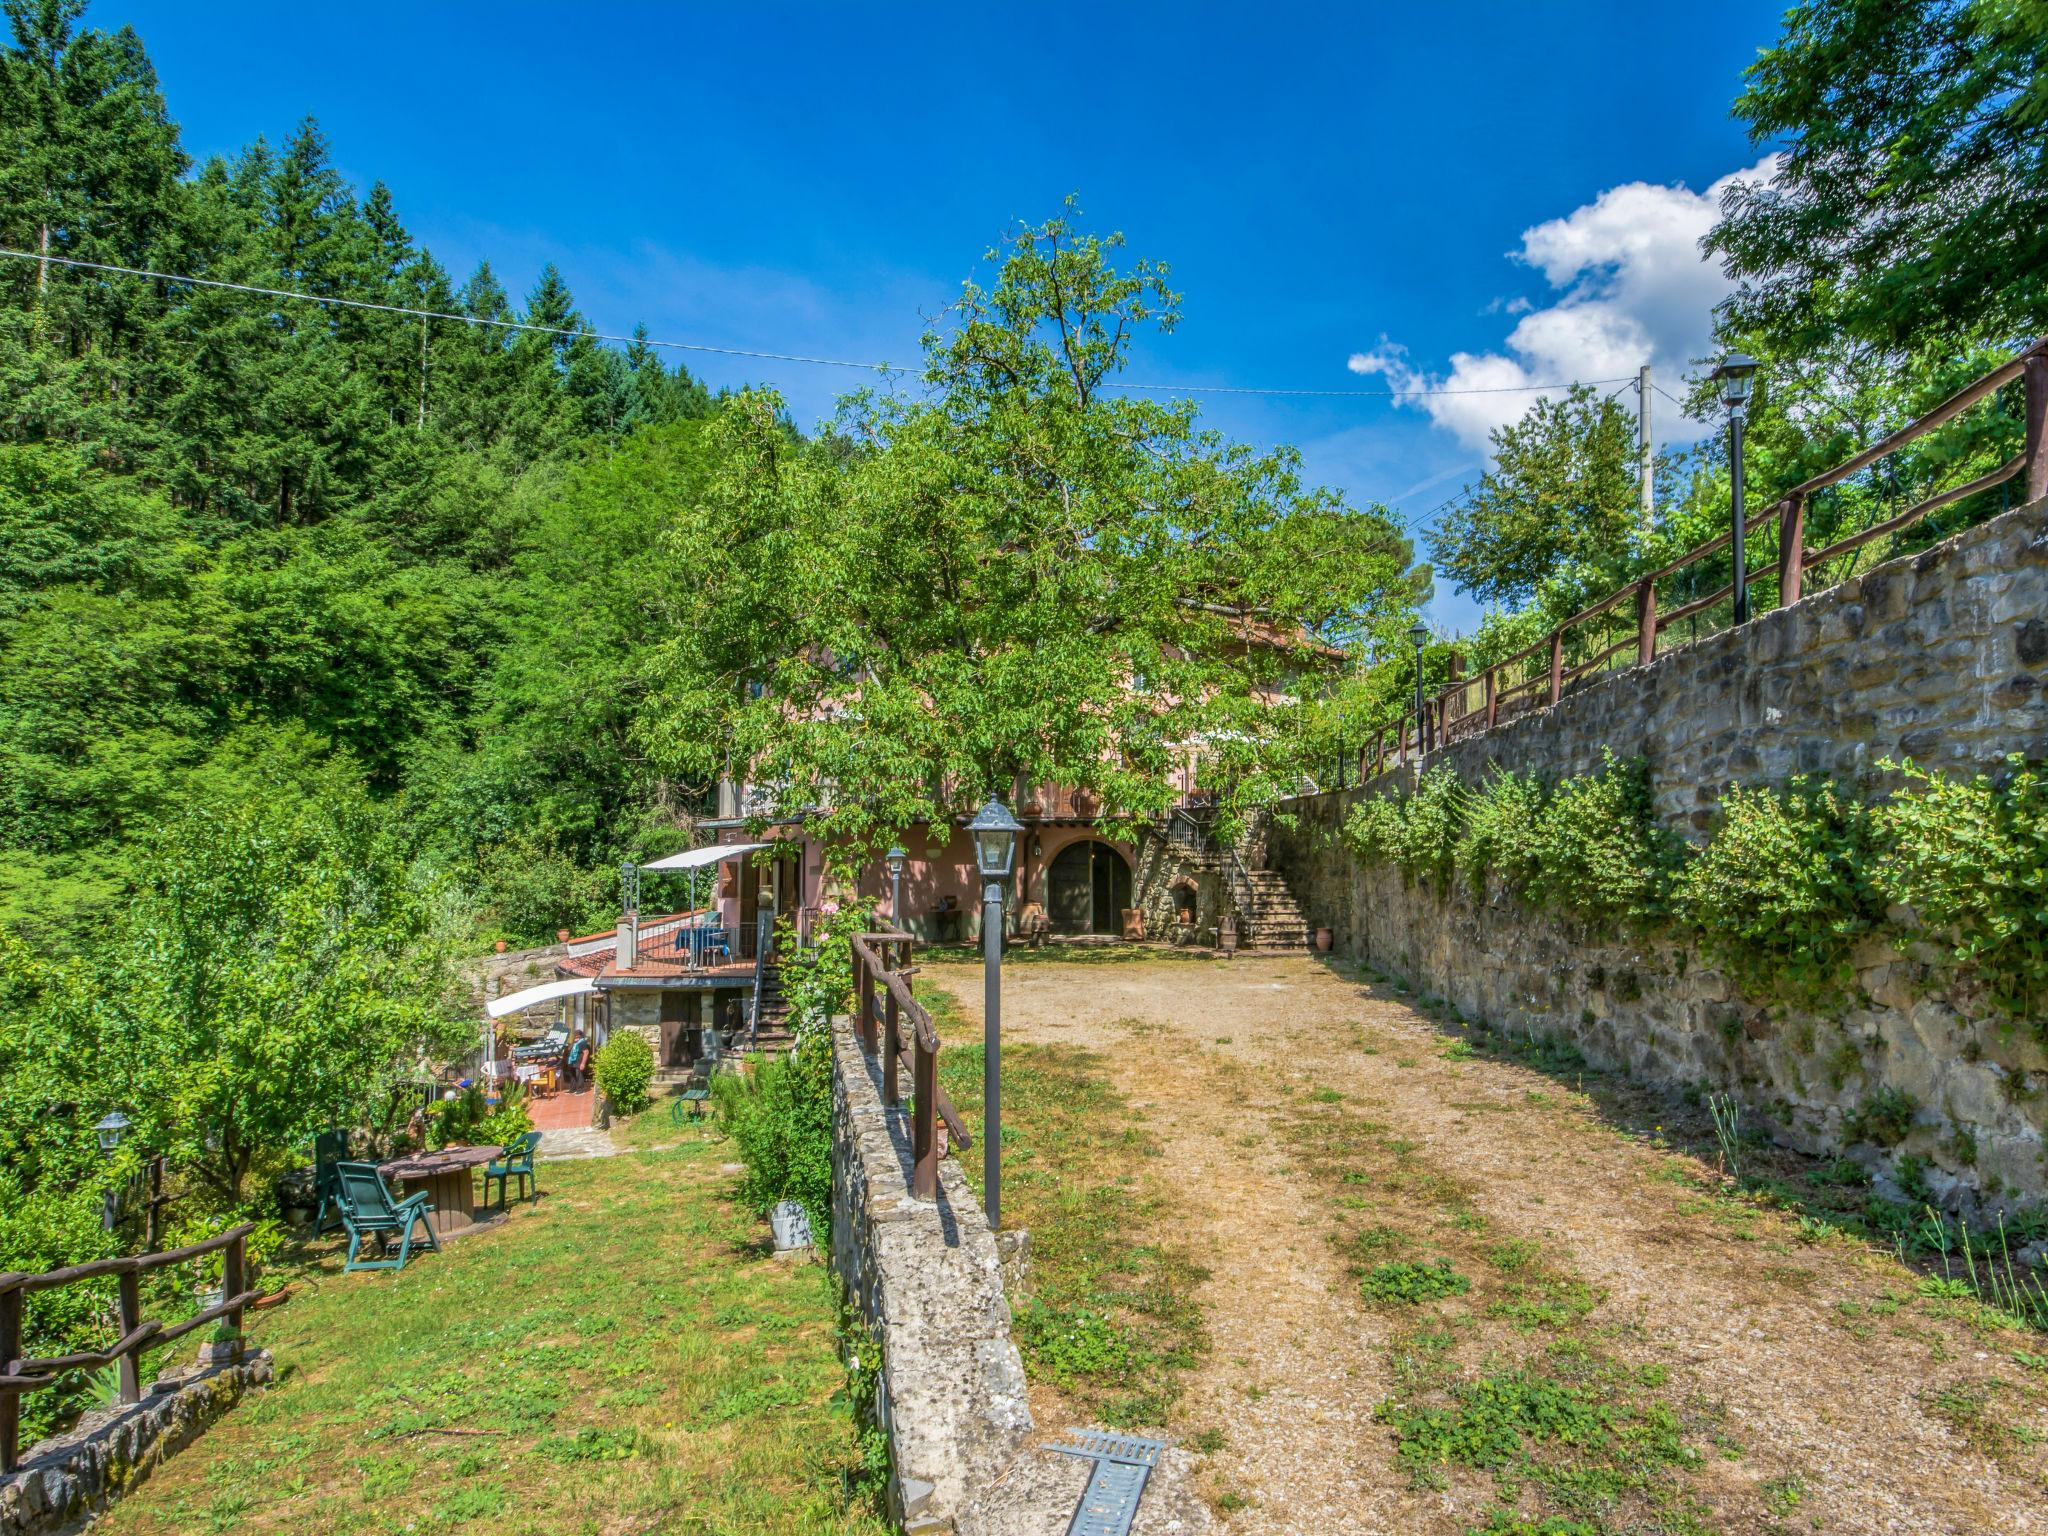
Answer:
xmin=251 ymin=1287 xmax=294 ymax=1311
xmin=557 ymin=928 xmax=571 ymax=943
xmin=1071 ymin=788 xmax=1100 ymax=817
xmin=1315 ymin=926 xmax=1334 ymax=954
xmin=494 ymin=940 xmax=508 ymax=953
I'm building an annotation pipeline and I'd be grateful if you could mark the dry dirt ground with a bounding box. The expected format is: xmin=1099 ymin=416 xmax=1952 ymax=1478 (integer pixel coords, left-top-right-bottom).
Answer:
xmin=923 ymin=951 xmax=2046 ymax=1536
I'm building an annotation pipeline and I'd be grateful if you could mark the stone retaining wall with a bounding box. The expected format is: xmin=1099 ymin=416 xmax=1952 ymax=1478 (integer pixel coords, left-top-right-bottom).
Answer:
xmin=830 ymin=1018 xmax=1032 ymax=1533
xmin=1269 ymin=495 xmax=2048 ymax=1208
xmin=0 ymin=1351 xmax=273 ymax=1536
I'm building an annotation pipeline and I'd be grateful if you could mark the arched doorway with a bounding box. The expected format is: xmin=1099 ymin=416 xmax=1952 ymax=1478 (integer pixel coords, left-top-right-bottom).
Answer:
xmin=1046 ymin=840 xmax=1133 ymax=936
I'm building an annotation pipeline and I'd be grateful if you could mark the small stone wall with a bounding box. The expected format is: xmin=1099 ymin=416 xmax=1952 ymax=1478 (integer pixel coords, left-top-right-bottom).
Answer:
xmin=1270 ymin=496 xmax=2048 ymax=1209
xmin=830 ymin=1018 xmax=1032 ymax=1532
xmin=0 ymin=1351 xmax=273 ymax=1536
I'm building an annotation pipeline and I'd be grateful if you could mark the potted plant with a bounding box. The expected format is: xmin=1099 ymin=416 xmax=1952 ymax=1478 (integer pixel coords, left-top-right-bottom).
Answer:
xmin=198 ymin=1322 xmax=243 ymax=1366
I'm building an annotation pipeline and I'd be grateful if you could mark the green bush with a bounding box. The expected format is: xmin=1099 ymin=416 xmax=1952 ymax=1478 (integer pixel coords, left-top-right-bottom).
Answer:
xmin=1873 ymin=754 xmax=2048 ymax=1019
xmin=714 ymin=1026 xmax=834 ymax=1240
xmin=1455 ymin=767 xmax=1546 ymax=898
xmin=1523 ymin=752 xmax=1675 ymax=930
xmin=593 ymin=1031 xmax=655 ymax=1115
xmin=1343 ymin=767 xmax=1466 ymax=891
xmin=1676 ymin=777 xmax=1880 ymax=1003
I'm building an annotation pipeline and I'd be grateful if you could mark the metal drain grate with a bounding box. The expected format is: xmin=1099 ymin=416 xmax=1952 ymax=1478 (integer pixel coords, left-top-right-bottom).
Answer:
xmin=1048 ymin=1431 xmax=1166 ymax=1536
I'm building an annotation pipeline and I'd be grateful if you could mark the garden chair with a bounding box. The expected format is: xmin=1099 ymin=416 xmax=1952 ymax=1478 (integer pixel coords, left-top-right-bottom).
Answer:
xmin=313 ymin=1128 xmax=350 ymax=1234
xmin=484 ymin=1131 xmax=543 ymax=1209
xmin=334 ymin=1162 xmax=438 ymax=1274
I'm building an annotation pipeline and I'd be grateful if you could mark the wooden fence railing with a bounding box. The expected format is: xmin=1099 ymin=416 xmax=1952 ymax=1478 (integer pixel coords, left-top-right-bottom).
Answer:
xmin=0 ymin=1222 xmax=257 ymax=1472
xmin=848 ymin=930 xmax=971 ymax=1201
xmin=1359 ymin=336 xmax=2048 ymax=782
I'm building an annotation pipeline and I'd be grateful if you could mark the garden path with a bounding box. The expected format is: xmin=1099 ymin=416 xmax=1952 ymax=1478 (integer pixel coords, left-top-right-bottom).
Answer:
xmin=926 ymin=952 xmax=2046 ymax=1536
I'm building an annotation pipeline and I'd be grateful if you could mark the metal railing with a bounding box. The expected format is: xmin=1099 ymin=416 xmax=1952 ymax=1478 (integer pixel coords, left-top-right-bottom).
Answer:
xmin=848 ymin=930 xmax=971 ymax=1201
xmin=748 ymin=910 xmax=775 ymax=1048
xmin=1362 ymin=336 xmax=2048 ymax=783
xmin=0 ymin=1223 xmax=257 ymax=1472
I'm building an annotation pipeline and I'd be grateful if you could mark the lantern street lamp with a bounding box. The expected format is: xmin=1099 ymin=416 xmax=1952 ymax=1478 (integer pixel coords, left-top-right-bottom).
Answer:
xmin=95 ymin=1110 xmax=131 ymax=1159
xmin=95 ymin=1111 xmax=131 ymax=1231
xmin=966 ymin=796 xmax=1022 ymax=1231
xmin=1409 ymin=619 xmax=1430 ymax=755
xmin=886 ymin=845 xmax=908 ymax=931
xmin=1713 ymin=352 xmax=1760 ymax=625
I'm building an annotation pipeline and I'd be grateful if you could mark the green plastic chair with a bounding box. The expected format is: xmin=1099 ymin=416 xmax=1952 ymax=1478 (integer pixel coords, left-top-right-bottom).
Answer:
xmin=313 ymin=1129 xmax=350 ymax=1234
xmin=334 ymin=1162 xmax=438 ymax=1273
xmin=484 ymin=1131 xmax=543 ymax=1209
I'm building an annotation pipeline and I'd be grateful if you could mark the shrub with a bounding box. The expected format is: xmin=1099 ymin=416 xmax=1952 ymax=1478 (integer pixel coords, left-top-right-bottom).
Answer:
xmin=1873 ymin=754 xmax=2048 ymax=1020
xmin=1523 ymin=752 xmax=1676 ymax=930
xmin=714 ymin=1027 xmax=834 ymax=1240
xmin=1344 ymin=768 xmax=1466 ymax=891
xmin=593 ymin=1030 xmax=655 ymax=1115
xmin=1455 ymin=766 xmax=1546 ymax=898
xmin=1676 ymin=777 xmax=1879 ymax=1004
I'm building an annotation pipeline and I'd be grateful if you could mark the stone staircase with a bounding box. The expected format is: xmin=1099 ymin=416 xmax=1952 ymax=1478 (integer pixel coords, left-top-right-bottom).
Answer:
xmin=1239 ymin=866 xmax=1312 ymax=950
xmin=750 ymin=958 xmax=794 ymax=1050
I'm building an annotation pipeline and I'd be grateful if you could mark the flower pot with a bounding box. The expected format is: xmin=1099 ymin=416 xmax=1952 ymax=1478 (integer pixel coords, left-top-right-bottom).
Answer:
xmin=769 ymin=1199 xmax=814 ymax=1253
xmin=1071 ymin=789 xmax=1100 ymax=817
xmin=1315 ymin=927 xmax=1334 ymax=954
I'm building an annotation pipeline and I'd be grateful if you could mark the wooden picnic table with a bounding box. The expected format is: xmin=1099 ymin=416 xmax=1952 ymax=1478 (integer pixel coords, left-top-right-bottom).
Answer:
xmin=377 ymin=1145 xmax=503 ymax=1237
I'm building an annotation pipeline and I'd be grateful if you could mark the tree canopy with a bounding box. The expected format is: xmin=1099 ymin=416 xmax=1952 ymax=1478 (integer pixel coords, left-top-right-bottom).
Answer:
xmin=639 ymin=211 xmax=1426 ymax=858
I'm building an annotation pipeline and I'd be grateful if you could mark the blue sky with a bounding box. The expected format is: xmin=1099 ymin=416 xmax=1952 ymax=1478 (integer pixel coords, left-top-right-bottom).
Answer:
xmin=112 ymin=0 xmax=1788 ymax=635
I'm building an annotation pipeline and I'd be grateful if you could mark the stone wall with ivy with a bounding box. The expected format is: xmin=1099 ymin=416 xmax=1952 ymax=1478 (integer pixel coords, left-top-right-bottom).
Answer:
xmin=1269 ymin=493 xmax=2048 ymax=1210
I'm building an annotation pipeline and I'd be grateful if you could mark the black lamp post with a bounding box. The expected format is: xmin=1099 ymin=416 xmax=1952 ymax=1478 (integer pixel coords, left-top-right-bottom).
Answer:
xmin=1408 ymin=619 xmax=1430 ymax=755
xmin=1713 ymin=352 xmax=1760 ymax=624
xmin=966 ymin=797 xmax=1021 ymax=1231
xmin=886 ymin=845 xmax=907 ymax=931
xmin=95 ymin=1110 xmax=131 ymax=1231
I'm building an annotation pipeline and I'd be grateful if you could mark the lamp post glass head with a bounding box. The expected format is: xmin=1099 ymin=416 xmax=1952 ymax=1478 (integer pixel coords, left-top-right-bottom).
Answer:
xmin=967 ymin=797 xmax=1022 ymax=880
xmin=886 ymin=845 xmax=907 ymax=877
xmin=1408 ymin=619 xmax=1429 ymax=652
xmin=95 ymin=1110 xmax=131 ymax=1158
xmin=1713 ymin=352 xmax=1759 ymax=413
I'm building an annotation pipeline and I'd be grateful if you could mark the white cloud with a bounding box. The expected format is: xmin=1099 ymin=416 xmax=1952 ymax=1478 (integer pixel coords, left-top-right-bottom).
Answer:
xmin=1349 ymin=156 xmax=1778 ymax=451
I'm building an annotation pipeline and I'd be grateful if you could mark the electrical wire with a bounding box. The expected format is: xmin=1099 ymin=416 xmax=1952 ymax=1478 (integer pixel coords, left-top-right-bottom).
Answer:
xmin=0 ymin=247 xmax=1636 ymax=401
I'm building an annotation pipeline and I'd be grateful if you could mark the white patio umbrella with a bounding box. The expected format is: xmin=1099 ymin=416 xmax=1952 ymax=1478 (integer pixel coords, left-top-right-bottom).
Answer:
xmin=640 ymin=841 xmax=770 ymax=915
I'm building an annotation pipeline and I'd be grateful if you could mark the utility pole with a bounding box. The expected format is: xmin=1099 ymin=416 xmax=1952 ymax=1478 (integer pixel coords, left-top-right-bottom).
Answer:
xmin=1637 ymin=364 xmax=1653 ymax=540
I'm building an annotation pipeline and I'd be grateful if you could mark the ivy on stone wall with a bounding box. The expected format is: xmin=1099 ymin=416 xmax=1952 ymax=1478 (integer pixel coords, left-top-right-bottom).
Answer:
xmin=1343 ymin=752 xmax=2048 ymax=1028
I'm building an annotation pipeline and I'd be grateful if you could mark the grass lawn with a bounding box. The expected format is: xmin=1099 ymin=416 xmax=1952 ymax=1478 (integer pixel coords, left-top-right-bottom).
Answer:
xmin=96 ymin=1112 xmax=889 ymax=1536
xmin=917 ymin=975 xmax=1209 ymax=1430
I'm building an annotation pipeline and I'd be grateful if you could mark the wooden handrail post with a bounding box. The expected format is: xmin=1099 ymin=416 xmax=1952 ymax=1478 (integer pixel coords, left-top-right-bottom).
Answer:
xmin=1547 ymin=631 xmax=1564 ymax=706
xmin=882 ymin=984 xmax=900 ymax=1105
xmin=1483 ymin=666 xmax=1498 ymax=729
xmin=223 ymin=1231 xmax=246 ymax=1338
xmin=911 ymin=1035 xmax=937 ymax=1200
xmin=1778 ymin=494 xmax=1805 ymax=608
xmin=116 ymin=1270 xmax=142 ymax=1403
xmin=1 ymin=1283 xmax=19 ymax=1473
xmin=857 ymin=959 xmax=876 ymax=1052
xmin=2025 ymin=354 xmax=2048 ymax=504
xmin=1635 ymin=578 xmax=1657 ymax=666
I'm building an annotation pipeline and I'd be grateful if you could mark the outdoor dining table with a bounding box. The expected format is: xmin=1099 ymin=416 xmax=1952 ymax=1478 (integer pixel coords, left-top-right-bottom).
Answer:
xmin=377 ymin=1144 xmax=503 ymax=1237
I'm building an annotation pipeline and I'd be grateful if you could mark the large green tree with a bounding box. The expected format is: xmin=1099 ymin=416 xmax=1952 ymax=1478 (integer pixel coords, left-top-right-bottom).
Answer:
xmin=1707 ymin=0 xmax=2047 ymax=355
xmin=640 ymin=210 xmax=1425 ymax=856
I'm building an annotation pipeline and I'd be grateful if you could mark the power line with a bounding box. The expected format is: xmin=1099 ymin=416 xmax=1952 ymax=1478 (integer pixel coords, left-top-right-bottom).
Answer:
xmin=0 ymin=247 xmax=1635 ymax=402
